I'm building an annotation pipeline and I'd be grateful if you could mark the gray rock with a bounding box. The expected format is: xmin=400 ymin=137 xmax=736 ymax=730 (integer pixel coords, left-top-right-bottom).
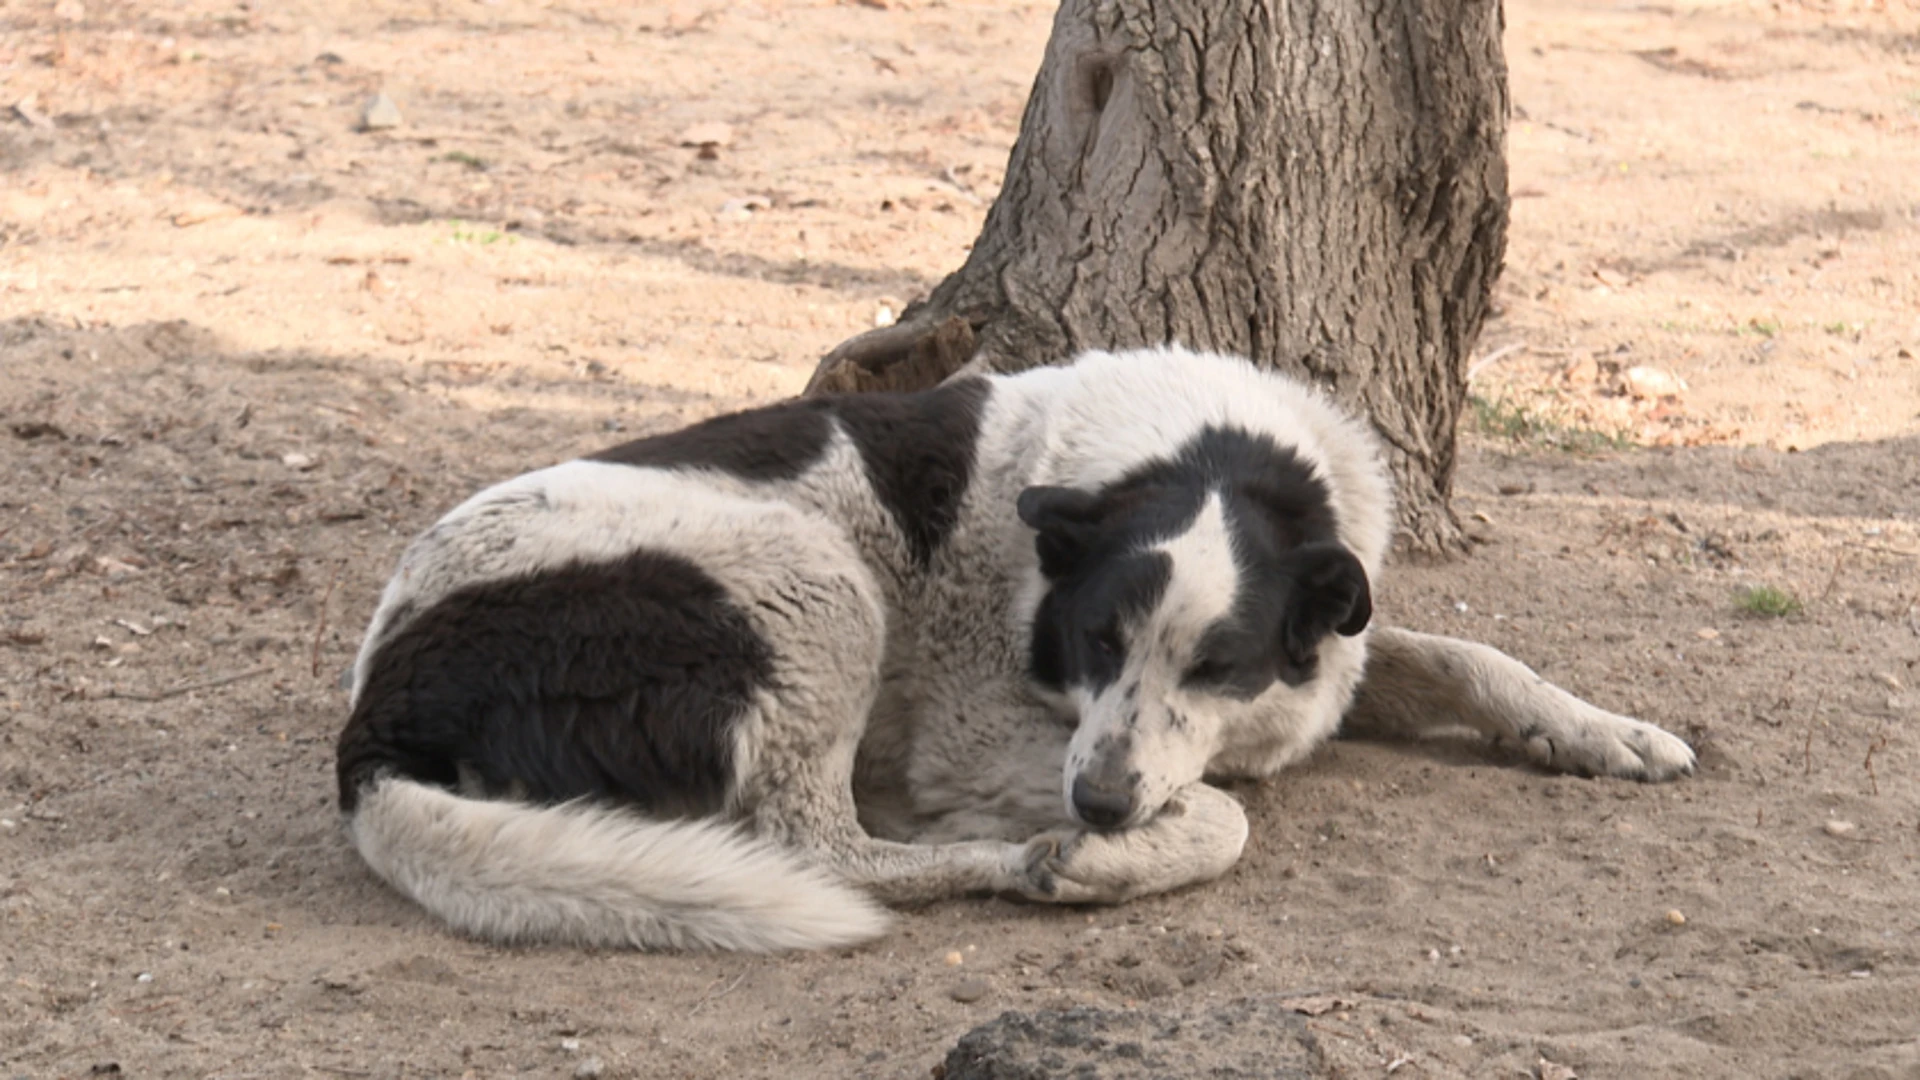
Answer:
xmin=941 ymin=997 xmax=1320 ymax=1079
xmin=361 ymin=93 xmax=402 ymax=131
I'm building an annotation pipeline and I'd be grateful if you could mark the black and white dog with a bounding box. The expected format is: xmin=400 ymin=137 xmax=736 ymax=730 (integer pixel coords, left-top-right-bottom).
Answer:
xmin=336 ymin=346 xmax=1694 ymax=952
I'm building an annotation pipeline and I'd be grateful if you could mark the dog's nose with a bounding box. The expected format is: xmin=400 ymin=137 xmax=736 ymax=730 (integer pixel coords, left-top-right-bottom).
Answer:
xmin=1071 ymin=775 xmax=1135 ymax=830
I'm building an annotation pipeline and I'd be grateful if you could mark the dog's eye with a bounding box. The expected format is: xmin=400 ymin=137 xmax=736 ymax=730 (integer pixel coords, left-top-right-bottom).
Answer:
xmin=1183 ymin=657 xmax=1228 ymax=686
xmin=1088 ymin=626 xmax=1122 ymax=659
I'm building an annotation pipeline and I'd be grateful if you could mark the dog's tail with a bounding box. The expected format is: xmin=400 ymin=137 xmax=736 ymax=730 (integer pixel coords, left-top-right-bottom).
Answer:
xmin=344 ymin=774 xmax=891 ymax=952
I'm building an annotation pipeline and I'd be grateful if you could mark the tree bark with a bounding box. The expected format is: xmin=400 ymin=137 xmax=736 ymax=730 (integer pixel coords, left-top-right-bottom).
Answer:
xmin=806 ymin=0 xmax=1509 ymax=555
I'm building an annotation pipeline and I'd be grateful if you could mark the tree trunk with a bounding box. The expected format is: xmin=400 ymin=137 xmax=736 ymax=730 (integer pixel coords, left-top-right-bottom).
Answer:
xmin=806 ymin=0 xmax=1509 ymax=555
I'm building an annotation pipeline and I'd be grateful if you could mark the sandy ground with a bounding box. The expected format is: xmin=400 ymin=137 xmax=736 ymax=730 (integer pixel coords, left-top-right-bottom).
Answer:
xmin=2 ymin=1 xmax=1918 ymax=1077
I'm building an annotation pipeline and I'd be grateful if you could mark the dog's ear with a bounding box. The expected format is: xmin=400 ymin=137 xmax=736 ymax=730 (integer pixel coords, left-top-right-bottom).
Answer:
xmin=1017 ymin=485 xmax=1105 ymax=578
xmin=1277 ymin=542 xmax=1372 ymax=667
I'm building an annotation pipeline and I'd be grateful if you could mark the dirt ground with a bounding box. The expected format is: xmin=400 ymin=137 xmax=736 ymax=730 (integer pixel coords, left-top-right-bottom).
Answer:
xmin=2 ymin=0 xmax=1917 ymax=1077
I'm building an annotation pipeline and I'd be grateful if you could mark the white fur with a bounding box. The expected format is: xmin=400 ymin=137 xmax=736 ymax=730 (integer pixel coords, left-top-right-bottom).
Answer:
xmin=350 ymin=776 xmax=889 ymax=951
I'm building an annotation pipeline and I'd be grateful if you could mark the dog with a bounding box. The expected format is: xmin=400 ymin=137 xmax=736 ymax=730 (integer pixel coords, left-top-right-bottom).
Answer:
xmin=335 ymin=345 xmax=1695 ymax=952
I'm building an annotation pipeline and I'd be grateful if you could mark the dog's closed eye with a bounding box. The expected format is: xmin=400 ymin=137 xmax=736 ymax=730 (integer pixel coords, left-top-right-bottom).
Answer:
xmin=1182 ymin=656 xmax=1229 ymax=686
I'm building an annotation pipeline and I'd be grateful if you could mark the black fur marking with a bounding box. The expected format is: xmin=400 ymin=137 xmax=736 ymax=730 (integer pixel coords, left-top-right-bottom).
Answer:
xmin=589 ymin=397 xmax=834 ymax=481
xmin=1027 ymin=551 xmax=1172 ymax=695
xmin=590 ymin=380 xmax=990 ymax=565
xmin=1191 ymin=541 xmax=1372 ymax=693
xmin=1024 ymin=424 xmax=1361 ymax=698
xmin=336 ymin=550 xmax=772 ymax=817
xmin=835 ymin=377 xmax=990 ymax=566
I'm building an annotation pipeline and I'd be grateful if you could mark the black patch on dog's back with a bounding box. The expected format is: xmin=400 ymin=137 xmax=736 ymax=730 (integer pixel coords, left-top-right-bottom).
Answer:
xmin=587 ymin=379 xmax=990 ymax=566
xmin=336 ymin=550 xmax=771 ymax=817
xmin=836 ymin=377 xmax=990 ymax=566
xmin=588 ymin=399 xmax=836 ymax=482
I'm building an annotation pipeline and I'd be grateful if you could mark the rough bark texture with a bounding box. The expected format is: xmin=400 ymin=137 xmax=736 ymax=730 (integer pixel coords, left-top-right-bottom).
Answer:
xmin=807 ymin=0 xmax=1509 ymax=554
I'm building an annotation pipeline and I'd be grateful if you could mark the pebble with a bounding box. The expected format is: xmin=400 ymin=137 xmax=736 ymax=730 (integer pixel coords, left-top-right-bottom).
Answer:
xmin=1665 ymin=909 xmax=1687 ymax=927
xmin=281 ymin=452 xmax=316 ymax=471
xmin=1450 ymin=1034 xmax=1474 ymax=1049
xmin=572 ymin=1057 xmax=604 ymax=1079
xmin=361 ymin=93 xmax=403 ymax=131
xmin=943 ymin=950 xmax=964 ymax=966
xmin=1623 ymin=365 xmax=1687 ymax=399
xmin=1824 ymin=820 xmax=1858 ymax=838
xmin=560 ymin=1038 xmax=580 ymax=1054
xmin=715 ymin=195 xmax=770 ymax=222
xmin=948 ymin=978 xmax=990 ymax=1003
xmin=136 ymin=972 xmax=153 ymax=983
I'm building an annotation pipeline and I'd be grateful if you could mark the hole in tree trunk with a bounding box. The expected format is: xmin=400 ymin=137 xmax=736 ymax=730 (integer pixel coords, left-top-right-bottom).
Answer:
xmin=1079 ymin=54 xmax=1117 ymax=116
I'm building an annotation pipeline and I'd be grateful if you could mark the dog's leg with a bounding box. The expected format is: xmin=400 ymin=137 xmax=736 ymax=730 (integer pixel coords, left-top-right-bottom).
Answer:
xmin=1344 ymin=627 xmax=1695 ymax=780
xmin=726 ymin=532 xmax=1043 ymax=907
xmin=755 ymin=803 xmax=1040 ymax=905
xmin=1014 ymin=783 xmax=1249 ymax=904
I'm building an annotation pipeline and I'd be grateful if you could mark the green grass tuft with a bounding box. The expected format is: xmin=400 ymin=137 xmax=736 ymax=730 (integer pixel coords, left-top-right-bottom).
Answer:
xmin=439 ymin=150 xmax=489 ymax=172
xmin=1468 ymin=393 xmax=1635 ymax=454
xmin=1736 ymin=584 xmax=1802 ymax=618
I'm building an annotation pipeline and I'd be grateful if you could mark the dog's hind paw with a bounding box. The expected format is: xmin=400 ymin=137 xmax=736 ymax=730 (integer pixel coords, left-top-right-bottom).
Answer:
xmin=1511 ymin=710 xmax=1696 ymax=782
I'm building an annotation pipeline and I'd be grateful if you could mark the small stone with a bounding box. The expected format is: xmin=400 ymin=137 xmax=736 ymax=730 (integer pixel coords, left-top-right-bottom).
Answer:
xmin=136 ymin=973 xmax=153 ymax=983
xmin=1665 ymin=909 xmax=1687 ymax=927
xmin=1450 ymin=1034 xmax=1474 ymax=1049
xmin=948 ymin=978 xmax=990 ymax=1003
xmin=360 ymin=93 xmax=403 ymax=131
xmin=13 ymin=93 xmax=55 ymax=130
xmin=714 ymin=196 xmax=770 ymax=222
xmin=560 ymin=1037 xmax=581 ymax=1053
xmin=572 ymin=1057 xmax=604 ymax=1079
xmin=1695 ymin=627 xmax=1720 ymax=640
xmin=1824 ymin=819 xmax=1857 ymax=838
xmin=1623 ymin=365 xmax=1687 ymax=399
xmin=281 ymin=452 xmax=316 ymax=471
xmin=943 ymin=950 xmax=965 ymax=966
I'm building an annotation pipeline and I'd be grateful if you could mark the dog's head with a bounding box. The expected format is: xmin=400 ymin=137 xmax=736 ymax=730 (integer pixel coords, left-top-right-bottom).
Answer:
xmin=1019 ymin=429 xmax=1371 ymax=830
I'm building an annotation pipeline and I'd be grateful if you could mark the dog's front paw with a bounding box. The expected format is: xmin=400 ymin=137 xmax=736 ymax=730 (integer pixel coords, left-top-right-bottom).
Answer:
xmin=1012 ymin=829 xmax=1102 ymax=904
xmin=1516 ymin=710 xmax=1696 ymax=781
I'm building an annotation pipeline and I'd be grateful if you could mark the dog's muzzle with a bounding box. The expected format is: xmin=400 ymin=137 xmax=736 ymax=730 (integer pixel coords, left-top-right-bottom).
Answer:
xmin=1070 ymin=774 xmax=1135 ymax=830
